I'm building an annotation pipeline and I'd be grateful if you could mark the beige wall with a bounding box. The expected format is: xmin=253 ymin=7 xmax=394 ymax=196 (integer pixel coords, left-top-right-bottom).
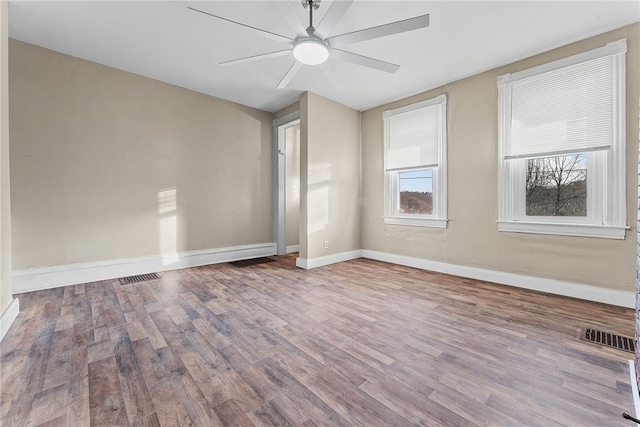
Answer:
xmin=274 ymin=102 xmax=300 ymax=121
xmin=0 ymin=2 xmax=13 ymax=317
xmin=302 ymin=92 xmax=361 ymax=260
xmin=9 ymin=40 xmax=274 ymax=270
xmin=8 ymin=23 xmax=638 ymax=295
xmin=285 ymin=124 xmax=300 ymax=248
xmin=361 ymin=23 xmax=640 ymax=292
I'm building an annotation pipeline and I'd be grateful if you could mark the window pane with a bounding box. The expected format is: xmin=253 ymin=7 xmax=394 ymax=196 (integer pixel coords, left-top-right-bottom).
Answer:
xmin=525 ymin=154 xmax=587 ymax=217
xmin=399 ymin=170 xmax=433 ymax=215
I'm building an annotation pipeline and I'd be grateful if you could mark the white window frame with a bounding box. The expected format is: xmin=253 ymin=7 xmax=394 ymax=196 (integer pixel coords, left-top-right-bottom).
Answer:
xmin=383 ymin=94 xmax=448 ymax=228
xmin=497 ymin=39 xmax=628 ymax=240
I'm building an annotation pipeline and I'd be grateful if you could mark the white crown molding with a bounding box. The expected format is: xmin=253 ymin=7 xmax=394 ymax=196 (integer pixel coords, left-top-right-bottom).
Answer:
xmin=12 ymin=243 xmax=277 ymax=294
xmin=362 ymin=249 xmax=633 ymax=308
xmin=0 ymin=298 xmax=19 ymax=343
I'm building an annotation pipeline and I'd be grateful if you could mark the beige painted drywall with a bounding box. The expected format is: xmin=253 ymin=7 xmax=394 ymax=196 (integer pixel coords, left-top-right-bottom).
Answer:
xmin=9 ymin=39 xmax=274 ymax=270
xmin=301 ymin=92 xmax=361 ymax=260
xmin=361 ymin=23 xmax=640 ymax=292
xmin=285 ymin=124 xmax=300 ymax=248
xmin=274 ymin=102 xmax=300 ymax=121
xmin=0 ymin=2 xmax=13 ymax=318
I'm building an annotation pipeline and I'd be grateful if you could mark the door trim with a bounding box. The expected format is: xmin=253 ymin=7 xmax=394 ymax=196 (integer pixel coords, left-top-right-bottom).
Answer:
xmin=273 ymin=113 xmax=300 ymax=255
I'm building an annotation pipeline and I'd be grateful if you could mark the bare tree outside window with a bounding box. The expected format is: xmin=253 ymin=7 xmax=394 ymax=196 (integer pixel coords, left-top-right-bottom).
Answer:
xmin=399 ymin=170 xmax=433 ymax=215
xmin=525 ymin=154 xmax=587 ymax=217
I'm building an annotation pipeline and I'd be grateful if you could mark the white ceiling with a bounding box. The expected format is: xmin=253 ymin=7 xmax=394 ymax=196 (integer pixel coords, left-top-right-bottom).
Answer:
xmin=8 ymin=1 xmax=640 ymax=113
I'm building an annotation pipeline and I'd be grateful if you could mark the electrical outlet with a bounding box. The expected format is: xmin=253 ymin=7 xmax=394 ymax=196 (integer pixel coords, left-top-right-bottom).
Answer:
xmin=324 ymin=241 xmax=329 ymax=249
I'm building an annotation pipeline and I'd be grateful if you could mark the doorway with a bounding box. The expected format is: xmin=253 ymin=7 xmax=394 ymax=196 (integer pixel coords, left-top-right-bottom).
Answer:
xmin=274 ymin=114 xmax=300 ymax=256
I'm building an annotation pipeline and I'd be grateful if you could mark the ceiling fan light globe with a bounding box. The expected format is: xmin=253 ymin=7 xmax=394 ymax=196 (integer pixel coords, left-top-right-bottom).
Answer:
xmin=293 ymin=39 xmax=329 ymax=65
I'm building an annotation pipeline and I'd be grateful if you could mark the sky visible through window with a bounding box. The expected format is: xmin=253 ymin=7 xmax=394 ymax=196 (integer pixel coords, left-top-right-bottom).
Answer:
xmin=399 ymin=169 xmax=433 ymax=193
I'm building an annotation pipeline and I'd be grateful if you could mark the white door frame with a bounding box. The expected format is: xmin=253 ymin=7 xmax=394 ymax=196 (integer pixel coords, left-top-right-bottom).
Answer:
xmin=273 ymin=112 xmax=300 ymax=256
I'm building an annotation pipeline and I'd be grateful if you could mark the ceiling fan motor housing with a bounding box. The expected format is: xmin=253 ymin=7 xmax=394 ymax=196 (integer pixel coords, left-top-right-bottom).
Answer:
xmin=302 ymin=0 xmax=321 ymax=10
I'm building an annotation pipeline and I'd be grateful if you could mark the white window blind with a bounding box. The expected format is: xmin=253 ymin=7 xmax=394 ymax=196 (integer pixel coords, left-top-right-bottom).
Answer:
xmin=503 ymin=55 xmax=616 ymax=160
xmin=385 ymin=104 xmax=440 ymax=171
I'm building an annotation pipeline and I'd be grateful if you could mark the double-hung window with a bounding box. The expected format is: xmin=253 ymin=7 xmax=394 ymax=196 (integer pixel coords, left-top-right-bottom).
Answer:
xmin=497 ymin=39 xmax=627 ymax=239
xmin=383 ymin=94 xmax=447 ymax=228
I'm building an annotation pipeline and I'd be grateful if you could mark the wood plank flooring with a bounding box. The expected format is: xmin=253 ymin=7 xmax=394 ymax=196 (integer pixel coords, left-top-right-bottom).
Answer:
xmin=1 ymin=254 xmax=636 ymax=426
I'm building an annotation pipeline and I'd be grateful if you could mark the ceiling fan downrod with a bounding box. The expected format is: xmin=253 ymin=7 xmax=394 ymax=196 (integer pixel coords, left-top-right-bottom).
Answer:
xmin=302 ymin=0 xmax=320 ymax=35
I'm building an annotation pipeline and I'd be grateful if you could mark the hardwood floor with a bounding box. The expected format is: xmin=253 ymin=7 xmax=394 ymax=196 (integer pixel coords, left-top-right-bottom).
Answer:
xmin=1 ymin=254 xmax=636 ymax=426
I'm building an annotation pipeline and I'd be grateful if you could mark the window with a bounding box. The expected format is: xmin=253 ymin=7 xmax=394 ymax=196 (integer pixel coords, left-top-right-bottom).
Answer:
xmin=497 ymin=39 xmax=627 ymax=239
xmin=383 ymin=95 xmax=447 ymax=228
xmin=525 ymin=154 xmax=587 ymax=217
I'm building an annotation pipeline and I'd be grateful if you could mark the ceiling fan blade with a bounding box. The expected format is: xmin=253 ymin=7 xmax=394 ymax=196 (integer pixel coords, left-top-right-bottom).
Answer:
xmin=331 ymin=49 xmax=400 ymax=74
xmin=221 ymin=50 xmax=292 ymax=66
xmin=313 ymin=0 xmax=355 ymax=39
xmin=275 ymin=1 xmax=308 ymax=37
xmin=277 ymin=61 xmax=303 ymax=89
xmin=319 ymin=63 xmax=344 ymax=92
xmin=187 ymin=7 xmax=293 ymax=44
xmin=327 ymin=14 xmax=429 ymax=48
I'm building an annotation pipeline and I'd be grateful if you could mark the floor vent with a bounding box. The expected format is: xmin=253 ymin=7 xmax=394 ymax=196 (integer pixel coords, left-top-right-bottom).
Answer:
xmin=580 ymin=327 xmax=635 ymax=353
xmin=119 ymin=272 xmax=160 ymax=285
xmin=230 ymin=257 xmax=275 ymax=268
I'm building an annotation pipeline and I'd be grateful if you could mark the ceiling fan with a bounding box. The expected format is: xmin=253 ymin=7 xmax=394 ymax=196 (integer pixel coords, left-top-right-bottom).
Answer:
xmin=188 ymin=0 xmax=429 ymax=90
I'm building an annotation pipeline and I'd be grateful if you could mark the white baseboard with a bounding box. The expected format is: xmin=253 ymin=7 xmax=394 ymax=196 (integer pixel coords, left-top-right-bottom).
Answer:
xmin=629 ymin=360 xmax=640 ymax=418
xmin=12 ymin=242 xmax=277 ymax=294
xmin=296 ymin=250 xmax=363 ymax=270
xmin=13 ymin=243 xmax=633 ymax=308
xmin=0 ymin=298 xmax=19 ymax=343
xmin=286 ymin=245 xmax=300 ymax=254
xmin=362 ymin=250 xmax=634 ymax=308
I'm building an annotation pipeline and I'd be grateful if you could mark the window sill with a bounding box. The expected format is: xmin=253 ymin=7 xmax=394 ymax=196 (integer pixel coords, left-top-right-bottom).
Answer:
xmin=384 ymin=216 xmax=448 ymax=228
xmin=497 ymin=220 xmax=629 ymax=240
